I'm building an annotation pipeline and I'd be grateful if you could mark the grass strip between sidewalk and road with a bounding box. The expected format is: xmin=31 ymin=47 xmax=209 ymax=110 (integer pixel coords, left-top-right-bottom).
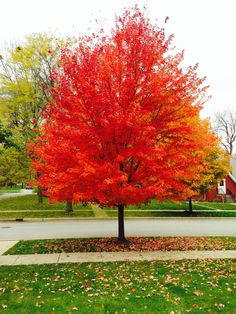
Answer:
xmin=0 ymin=259 xmax=235 ymax=313
xmin=2 ymin=210 xmax=236 ymax=219
xmin=105 ymin=210 xmax=236 ymax=218
xmin=4 ymin=236 xmax=236 ymax=255
xmin=0 ymin=211 xmax=94 ymax=219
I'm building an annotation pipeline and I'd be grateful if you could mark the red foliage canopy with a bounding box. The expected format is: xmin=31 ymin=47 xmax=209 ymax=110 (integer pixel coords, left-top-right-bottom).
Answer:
xmin=31 ymin=8 xmax=213 ymax=207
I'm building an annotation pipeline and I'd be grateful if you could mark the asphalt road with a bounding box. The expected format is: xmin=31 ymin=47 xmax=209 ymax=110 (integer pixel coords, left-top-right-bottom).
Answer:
xmin=0 ymin=218 xmax=236 ymax=240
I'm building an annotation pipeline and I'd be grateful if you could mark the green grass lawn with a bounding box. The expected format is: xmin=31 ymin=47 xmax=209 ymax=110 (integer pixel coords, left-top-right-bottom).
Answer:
xmin=0 ymin=195 xmax=93 ymax=218
xmin=5 ymin=236 xmax=236 ymax=255
xmin=0 ymin=195 xmax=92 ymax=211
xmin=105 ymin=199 xmax=236 ymax=217
xmin=125 ymin=199 xmax=189 ymax=210
xmin=1 ymin=195 xmax=236 ymax=219
xmin=0 ymin=188 xmax=22 ymax=194
xmin=103 ymin=199 xmax=190 ymax=211
xmin=0 ymin=259 xmax=235 ymax=313
xmin=195 ymin=202 xmax=236 ymax=210
xmin=110 ymin=199 xmax=236 ymax=211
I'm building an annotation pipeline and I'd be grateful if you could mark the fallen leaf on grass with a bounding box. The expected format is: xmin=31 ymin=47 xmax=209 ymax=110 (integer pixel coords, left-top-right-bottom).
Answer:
xmin=215 ymin=303 xmax=225 ymax=309
xmin=193 ymin=291 xmax=203 ymax=297
xmin=15 ymin=236 xmax=236 ymax=254
xmin=35 ymin=301 xmax=41 ymax=307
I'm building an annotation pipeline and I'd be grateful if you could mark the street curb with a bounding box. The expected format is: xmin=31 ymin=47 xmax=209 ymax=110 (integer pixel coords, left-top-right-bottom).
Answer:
xmin=1 ymin=217 xmax=236 ymax=222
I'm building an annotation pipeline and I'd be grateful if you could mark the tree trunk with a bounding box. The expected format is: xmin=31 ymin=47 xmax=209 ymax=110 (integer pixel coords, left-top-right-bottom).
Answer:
xmin=188 ymin=197 xmax=193 ymax=214
xmin=37 ymin=186 xmax=43 ymax=204
xmin=117 ymin=204 xmax=127 ymax=243
xmin=66 ymin=201 xmax=73 ymax=214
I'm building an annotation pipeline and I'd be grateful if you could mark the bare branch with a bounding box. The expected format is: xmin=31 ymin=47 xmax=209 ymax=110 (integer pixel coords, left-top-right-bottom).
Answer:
xmin=214 ymin=110 xmax=236 ymax=155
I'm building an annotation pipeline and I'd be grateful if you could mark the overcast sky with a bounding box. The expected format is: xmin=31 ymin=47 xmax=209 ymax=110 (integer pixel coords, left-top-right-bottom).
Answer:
xmin=0 ymin=0 xmax=235 ymax=119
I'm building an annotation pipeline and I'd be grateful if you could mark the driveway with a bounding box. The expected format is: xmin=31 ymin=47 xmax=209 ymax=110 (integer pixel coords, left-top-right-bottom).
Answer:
xmin=0 ymin=189 xmax=34 ymax=200
xmin=0 ymin=218 xmax=236 ymax=240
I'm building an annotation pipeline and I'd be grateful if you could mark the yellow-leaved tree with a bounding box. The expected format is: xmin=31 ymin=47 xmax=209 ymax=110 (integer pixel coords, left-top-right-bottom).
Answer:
xmin=0 ymin=33 xmax=63 ymax=146
xmin=0 ymin=33 xmax=63 ymax=201
xmin=185 ymin=120 xmax=230 ymax=212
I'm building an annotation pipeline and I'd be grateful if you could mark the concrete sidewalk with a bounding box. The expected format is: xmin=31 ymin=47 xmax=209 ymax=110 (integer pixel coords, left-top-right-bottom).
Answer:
xmin=1 ymin=250 xmax=236 ymax=266
xmin=0 ymin=241 xmax=235 ymax=266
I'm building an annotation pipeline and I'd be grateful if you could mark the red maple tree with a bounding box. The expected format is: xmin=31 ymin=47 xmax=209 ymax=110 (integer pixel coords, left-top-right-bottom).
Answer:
xmin=31 ymin=8 xmax=212 ymax=242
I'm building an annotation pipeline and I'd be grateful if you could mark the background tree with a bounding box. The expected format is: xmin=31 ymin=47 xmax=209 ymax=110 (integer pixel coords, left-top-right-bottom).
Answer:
xmin=31 ymin=7 xmax=211 ymax=243
xmin=185 ymin=124 xmax=230 ymax=213
xmin=214 ymin=110 xmax=236 ymax=155
xmin=0 ymin=121 xmax=30 ymax=187
xmin=0 ymin=146 xmax=31 ymax=187
xmin=0 ymin=33 xmax=62 ymax=145
xmin=0 ymin=33 xmax=63 ymax=201
xmin=0 ymin=123 xmax=18 ymax=149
